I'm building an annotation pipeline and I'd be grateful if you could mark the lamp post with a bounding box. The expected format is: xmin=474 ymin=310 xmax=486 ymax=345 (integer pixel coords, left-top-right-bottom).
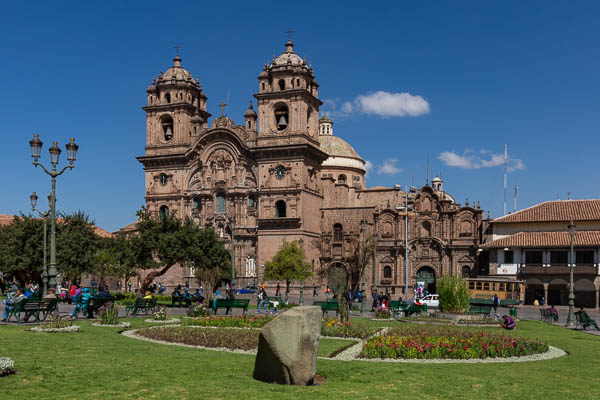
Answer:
xmin=360 ymin=218 xmax=368 ymax=316
xmin=29 ymin=134 xmax=79 ymax=291
xmin=299 ymin=238 xmax=304 ymax=306
xmin=230 ymin=215 xmax=236 ymax=288
xmin=30 ymin=192 xmax=50 ymax=296
xmin=566 ymin=220 xmax=577 ymax=327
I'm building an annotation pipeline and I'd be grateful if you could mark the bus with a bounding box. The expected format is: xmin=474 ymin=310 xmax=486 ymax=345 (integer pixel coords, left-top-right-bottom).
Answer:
xmin=466 ymin=277 xmax=525 ymax=304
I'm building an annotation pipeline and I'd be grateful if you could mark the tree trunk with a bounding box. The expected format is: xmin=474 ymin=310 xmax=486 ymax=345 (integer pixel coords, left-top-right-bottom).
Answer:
xmin=339 ymin=292 xmax=350 ymax=323
xmin=139 ymin=264 xmax=173 ymax=296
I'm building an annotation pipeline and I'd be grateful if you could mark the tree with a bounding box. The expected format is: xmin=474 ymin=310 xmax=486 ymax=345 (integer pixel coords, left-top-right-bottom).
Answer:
xmin=263 ymin=240 xmax=313 ymax=302
xmin=130 ymin=208 xmax=231 ymax=296
xmin=191 ymin=226 xmax=231 ymax=303
xmin=0 ymin=215 xmax=45 ymax=285
xmin=56 ymin=211 xmax=98 ymax=283
xmin=438 ymin=275 xmax=470 ymax=313
xmin=314 ymin=234 xmax=375 ymax=322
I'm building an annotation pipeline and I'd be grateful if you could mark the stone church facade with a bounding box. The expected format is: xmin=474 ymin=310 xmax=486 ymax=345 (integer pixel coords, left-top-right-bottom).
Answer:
xmin=136 ymin=41 xmax=485 ymax=296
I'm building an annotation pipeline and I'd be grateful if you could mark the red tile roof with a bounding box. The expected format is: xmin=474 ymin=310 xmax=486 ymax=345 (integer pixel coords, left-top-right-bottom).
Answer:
xmin=493 ymin=200 xmax=600 ymax=223
xmin=481 ymin=230 xmax=600 ymax=248
xmin=0 ymin=214 xmax=112 ymax=238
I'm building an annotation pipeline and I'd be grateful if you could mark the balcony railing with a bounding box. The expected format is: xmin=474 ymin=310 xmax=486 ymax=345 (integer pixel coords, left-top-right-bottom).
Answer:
xmin=519 ymin=264 xmax=598 ymax=275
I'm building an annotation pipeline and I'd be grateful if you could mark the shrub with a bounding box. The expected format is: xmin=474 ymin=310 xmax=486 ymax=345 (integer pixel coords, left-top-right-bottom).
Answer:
xmin=361 ymin=325 xmax=548 ymax=359
xmin=152 ymin=307 xmax=167 ymax=321
xmin=40 ymin=314 xmax=72 ymax=329
xmin=375 ymin=306 xmax=392 ymax=319
xmin=438 ymin=275 xmax=470 ymax=313
xmin=321 ymin=318 xmax=378 ymax=339
xmin=98 ymin=303 xmax=120 ymax=325
xmin=0 ymin=357 xmax=15 ymax=376
xmin=187 ymin=304 xmax=210 ymax=318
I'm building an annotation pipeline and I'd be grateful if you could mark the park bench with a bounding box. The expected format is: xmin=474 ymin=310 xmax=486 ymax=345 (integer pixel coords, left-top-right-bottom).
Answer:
xmin=5 ymin=299 xmax=29 ymax=324
xmin=87 ymin=296 xmax=115 ymax=316
xmin=540 ymin=308 xmax=557 ymax=323
xmin=23 ymin=298 xmax=58 ymax=323
xmin=125 ymin=298 xmax=157 ymax=316
xmin=312 ymin=300 xmax=339 ymax=316
xmin=469 ymin=305 xmax=491 ymax=315
xmin=403 ymin=303 xmax=427 ymax=316
xmin=211 ymin=298 xmax=250 ymax=315
xmin=575 ymin=311 xmax=599 ymax=331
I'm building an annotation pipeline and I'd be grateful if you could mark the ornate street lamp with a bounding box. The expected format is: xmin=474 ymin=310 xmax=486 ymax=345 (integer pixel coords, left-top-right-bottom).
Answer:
xmin=360 ymin=218 xmax=368 ymax=316
xmin=566 ymin=220 xmax=577 ymax=327
xmin=29 ymin=134 xmax=79 ymax=291
xmin=30 ymin=192 xmax=51 ymax=296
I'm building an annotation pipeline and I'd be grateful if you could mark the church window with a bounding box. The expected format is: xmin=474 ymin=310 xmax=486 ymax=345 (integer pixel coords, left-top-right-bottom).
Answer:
xmin=421 ymin=221 xmax=432 ymax=237
xmin=338 ymin=174 xmax=346 ymax=184
xmin=383 ymin=266 xmax=392 ymax=279
xmin=278 ymin=79 xmax=285 ymax=91
xmin=193 ymin=198 xmax=201 ymax=210
xmin=462 ymin=266 xmax=471 ymax=278
xmin=275 ymin=200 xmax=286 ymax=218
xmin=248 ymin=195 xmax=256 ymax=208
xmin=275 ymin=104 xmax=289 ymax=131
xmin=159 ymin=173 xmax=168 ymax=186
xmin=159 ymin=205 xmax=169 ymax=220
xmin=296 ymin=78 xmax=300 ymax=87
xmin=333 ymin=224 xmax=343 ymax=242
xmin=161 ymin=115 xmax=174 ymax=141
xmin=216 ymin=192 xmax=226 ymax=213
xmin=261 ymin=82 xmax=265 ymax=91
xmin=165 ymin=93 xmax=171 ymax=103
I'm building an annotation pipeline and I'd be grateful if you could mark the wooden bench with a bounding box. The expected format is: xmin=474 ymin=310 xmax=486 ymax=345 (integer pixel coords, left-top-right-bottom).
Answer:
xmin=540 ymin=308 xmax=558 ymax=323
xmin=404 ymin=303 xmax=427 ymax=316
xmin=312 ymin=300 xmax=339 ymax=316
xmin=125 ymin=298 xmax=157 ymax=316
xmin=575 ymin=311 xmax=599 ymax=331
xmin=469 ymin=305 xmax=492 ymax=315
xmin=211 ymin=298 xmax=250 ymax=315
xmin=25 ymin=298 xmax=58 ymax=322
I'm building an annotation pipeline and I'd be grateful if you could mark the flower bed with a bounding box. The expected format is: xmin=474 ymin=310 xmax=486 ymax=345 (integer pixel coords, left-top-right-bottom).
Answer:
xmin=321 ymin=319 xmax=378 ymax=339
xmin=30 ymin=326 xmax=80 ymax=333
xmin=361 ymin=325 xmax=548 ymax=359
xmin=374 ymin=307 xmax=392 ymax=319
xmin=92 ymin=322 xmax=131 ymax=328
xmin=182 ymin=315 xmax=274 ymax=328
xmin=137 ymin=326 xmax=259 ymax=351
xmin=0 ymin=357 xmax=15 ymax=376
xmin=145 ymin=318 xmax=181 ymax=324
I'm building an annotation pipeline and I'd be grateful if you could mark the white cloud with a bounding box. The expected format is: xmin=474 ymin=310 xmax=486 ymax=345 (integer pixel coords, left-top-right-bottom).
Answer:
xmin=377 ymin=158 xmax=403 ymax=175
xmin=355 ymin=91 xmax=430 ymax=118
xmin=364 ymin=160 xmax=374 ymax=177
xmin=321 ymin=90 xmax=430 ymax=120
xmin=438 ymin=150 xmax=525 ymax=171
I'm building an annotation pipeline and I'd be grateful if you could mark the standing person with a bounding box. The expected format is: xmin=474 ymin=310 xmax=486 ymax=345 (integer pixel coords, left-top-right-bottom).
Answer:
xmin=90 ymin=278 xmax=96 ymax=289
xmin=313 ymin=285 xmax=318 ymax=297
xmin=127 ymin=281 xmax=132 ymax=293
xmin=116 ymin=280 xmax=121 ymax=293
xmin=275 ymin=283 xmax=280 ymax=297
xmin=371 ymin=291 xmax=379 ymax=311
xmin=256 ymin=287 xmax=269 ymax=314
xmin=493 ymin=294 xmax=500 ymax=315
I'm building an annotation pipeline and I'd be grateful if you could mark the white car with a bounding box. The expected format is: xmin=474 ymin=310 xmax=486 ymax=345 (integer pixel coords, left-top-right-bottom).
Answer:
xmin=421 ymin=294 xmax=439 ymax=308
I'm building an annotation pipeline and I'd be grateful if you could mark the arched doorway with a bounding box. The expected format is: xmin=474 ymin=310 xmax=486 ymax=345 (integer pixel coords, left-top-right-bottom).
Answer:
xmin=575 ymin=279 xmax=596 ymax=308
xmin=416 ymin=266 xmax=436 ymax=294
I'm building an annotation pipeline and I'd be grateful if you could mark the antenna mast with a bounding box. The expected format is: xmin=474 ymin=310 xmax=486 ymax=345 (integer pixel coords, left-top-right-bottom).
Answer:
xmin=513 ymin=184 xmax=518 ymax=213
xmin=503 ymin=144 xmax=508 ymax=216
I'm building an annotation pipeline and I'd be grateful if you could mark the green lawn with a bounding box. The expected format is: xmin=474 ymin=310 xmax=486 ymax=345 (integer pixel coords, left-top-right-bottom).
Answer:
xmin=1 ymin=318 xmax=599 ymax=399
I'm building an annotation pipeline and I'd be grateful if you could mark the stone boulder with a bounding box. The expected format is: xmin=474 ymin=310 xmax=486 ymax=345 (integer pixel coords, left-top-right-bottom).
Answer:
xmin=253 ymin=306 xmax=321 ymax=385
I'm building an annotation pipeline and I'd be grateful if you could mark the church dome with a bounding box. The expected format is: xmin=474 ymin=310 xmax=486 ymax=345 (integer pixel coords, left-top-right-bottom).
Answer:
xmin=318 ymin=135 xmax=366 ymax=172
xmin=273 ymin=40 xmax=304 ymax=66
xmin=161 ymin=55 xmax=194 ymax=82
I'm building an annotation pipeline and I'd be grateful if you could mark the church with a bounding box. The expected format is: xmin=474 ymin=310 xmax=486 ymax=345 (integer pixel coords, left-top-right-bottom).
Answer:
xmin=136 ymin=40 xmax=485 ymax=297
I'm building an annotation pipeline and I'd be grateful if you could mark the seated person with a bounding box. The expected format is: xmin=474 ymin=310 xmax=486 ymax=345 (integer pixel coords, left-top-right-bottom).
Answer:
xmin=143 ymin=290 xmax=153 ymax=300
xmin=548 ymin=305 xmax=559 ymax=322
xmin=193 ymin=289 xmax=204 ymax=304
xmin=88 ymin=286 xmax=113 ymax=318
xmin=2 ymin=288 xmax=26 ymax=321
xmin=182 ymin=289 xmax=192 ymax=306
xmin=71 ymin=288 xmax=92 ymax=318
xmin=43 ymin=288 xmax=57 ymax=299
xmin=501 ymin=315 xmax=516 ymax=330
xmin=171 ymin=289 xmax=182 ymax=306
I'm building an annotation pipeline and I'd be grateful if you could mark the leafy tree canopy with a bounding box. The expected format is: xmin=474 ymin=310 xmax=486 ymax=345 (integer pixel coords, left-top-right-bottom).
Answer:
xmin=264 ymin=241 xmax=312 ymax=297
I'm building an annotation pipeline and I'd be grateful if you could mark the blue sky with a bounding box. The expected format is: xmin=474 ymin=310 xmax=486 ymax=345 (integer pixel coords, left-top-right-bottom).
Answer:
xmin=1 ymin=1 xmax=599 ymax=232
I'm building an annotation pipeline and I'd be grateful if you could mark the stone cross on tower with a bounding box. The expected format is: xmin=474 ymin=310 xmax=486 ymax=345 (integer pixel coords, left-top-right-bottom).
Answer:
xmin=218 ymin=101 xmax=228 ymax=117
xmin=286 ymin=28 xmax=294 ymax=41
xmin=174 ymin=43 xmax=182 ymax=56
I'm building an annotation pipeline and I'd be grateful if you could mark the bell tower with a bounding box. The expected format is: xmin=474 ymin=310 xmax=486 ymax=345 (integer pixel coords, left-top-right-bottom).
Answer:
xmin=143 ymin=54 xmax=211 ymax=156
xmin=254 ymin=40 xmax=321 ymax=146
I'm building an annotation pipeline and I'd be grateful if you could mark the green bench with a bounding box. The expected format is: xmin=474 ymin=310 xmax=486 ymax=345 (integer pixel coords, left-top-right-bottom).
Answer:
xmin=5 ymin=298 xmax=58 ymax=324
xmin=211 ymin=298 xmax=250 ymax=315
xmin=125 ymin=298 xmax=157 ymax=316
xmin=575 ymin=311 xmax=599 ymax=331
xmin=313 ymin=300 xmax=339 ymax=316
xmin=540 ymin=308 xmax=558 ymax=323
xmin=404 ymin=303 xmax=427 ymax=316
xmin=469 ymin=305 xmax=492 ymax=315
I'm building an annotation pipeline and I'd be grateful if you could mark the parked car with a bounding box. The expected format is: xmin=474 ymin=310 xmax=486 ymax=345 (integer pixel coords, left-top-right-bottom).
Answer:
xmin=235 ymin=286 xmax=258 ymax=294
xmin=421 ymin=294 xmax=439 ymax=308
